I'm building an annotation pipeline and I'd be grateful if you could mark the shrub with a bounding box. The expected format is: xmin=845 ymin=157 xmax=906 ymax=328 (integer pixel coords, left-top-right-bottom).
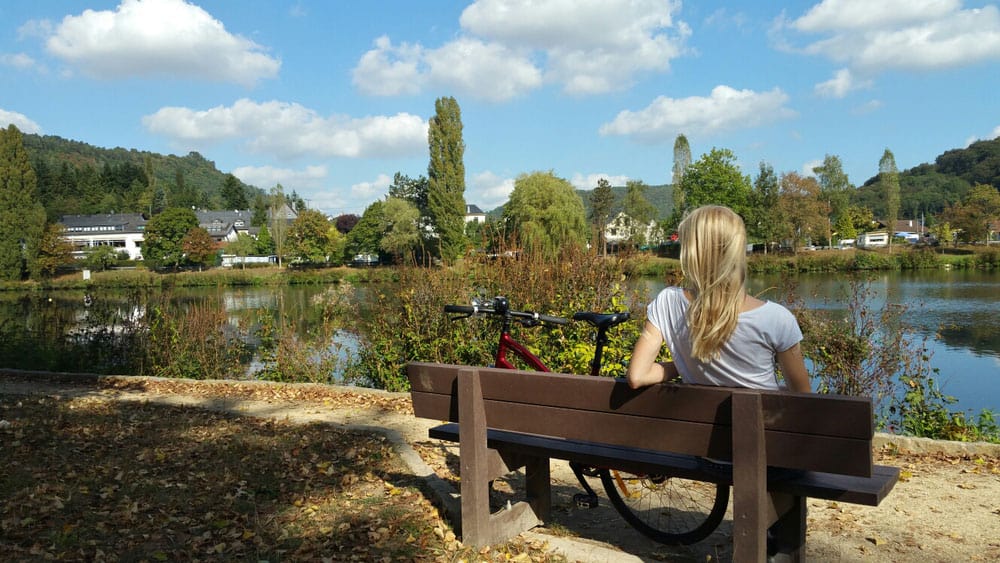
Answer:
xmin=344 ymin=247 xmax=651 ymax=391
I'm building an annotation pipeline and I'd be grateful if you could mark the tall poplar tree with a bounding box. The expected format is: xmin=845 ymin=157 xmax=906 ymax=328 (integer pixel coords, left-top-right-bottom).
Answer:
xmin=671 ymin=134 xmax=691 ymax=214
xmin=589 ymin=178 xmax=614 ymax=256
xmin=269 ymin=184 xmax=289 ymax=267
xmin=879 ymin=149 xmax=900 ymax=252
xmin=0 ymin=125 xmax=46 ymax=280
xmin=427 ymin=96 xmax=467 ymax=263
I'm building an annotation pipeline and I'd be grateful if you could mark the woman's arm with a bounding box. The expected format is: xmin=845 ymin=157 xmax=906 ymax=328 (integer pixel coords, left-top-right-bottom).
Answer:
xmin=776 ymin=343 xmax=811 ymax=393
xmin=626 ymin=321 xmax=677 ymax=389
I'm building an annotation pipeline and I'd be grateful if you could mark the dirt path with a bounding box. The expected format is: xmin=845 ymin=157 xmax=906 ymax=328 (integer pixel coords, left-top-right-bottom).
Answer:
xmin=2 ymin=373 xmax=999 ymax=562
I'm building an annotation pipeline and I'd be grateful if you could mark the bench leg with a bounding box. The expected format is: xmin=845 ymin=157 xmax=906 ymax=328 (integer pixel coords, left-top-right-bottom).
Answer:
xmin=458 ymin=368 xmax=544 ymax=546
xmin=732 ymin=393 xmax=767 ymax=562
xmin=769 ymin=494 xmax=806 ymax=562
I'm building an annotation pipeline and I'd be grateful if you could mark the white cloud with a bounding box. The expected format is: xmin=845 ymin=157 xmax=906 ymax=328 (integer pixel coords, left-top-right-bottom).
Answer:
xmin=352 ymin=36 xmax=425 ymax=96
xmin=599 ymin=85 xmax=796 ymax=142
xmin=793 ymin=0 xmax=960 ymax=32
xmin=0 ymin=109 xmax=43 ymax=134
xmin=351 ymin=174 xmax=393 ymax=201
xmin=851 ymin=99 xmax=883 ymax=115
xmin=142 ymin=98 xmax=428 ymax=159
xmin=352 ymin=0 xmax=690 ymax=100
xmin=964 ymin=125 xmax=1000 ymax=147
xmin=231 ymin=164 xmax=328 ymax=191
xmin=468 ymin=171 xmax=515 ymax=211
xmin=569 ymin=173 xmax=630 ymax=190
xmin=0 ymin=53 xmax=37 ymax=70
xmin=425 ymin=39 xmax=542 ymax=102
xmin=787 ymin=0 xmax=1000 ymax=72
xmin=801 ymin=159 xmax=823 ymax=177
xmin=43 ymin=0 xmax=279 ymax=86
xmin=814 ymin=68 xmax=872 ymax=98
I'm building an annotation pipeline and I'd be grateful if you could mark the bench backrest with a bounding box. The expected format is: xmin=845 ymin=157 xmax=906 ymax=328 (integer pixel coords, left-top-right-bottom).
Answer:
xmin=407 ymin=362 xmax=875 ymax=477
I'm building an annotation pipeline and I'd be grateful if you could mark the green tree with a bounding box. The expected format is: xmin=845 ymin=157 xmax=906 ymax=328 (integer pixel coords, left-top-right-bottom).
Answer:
xmin=944 ymin=184 xmax=1000 ymax=243
xmin=589 ymin=178 xmax=615 ymax=256
xmin=380 ymin=197 xmax=421 ymax=263
xmin=388 ymin=172 xmax=429 ymax=215
xmin=0 ymin=125 xmax=46 ymax=280
xmin=269 ymin=185 xmax=289 ymax=267
xmin=83 ymin=245 xmax=125 ymax=271
xmin=255 ymin=224 xmax=274 ymax=255
xmin=679 ymin=147 xmax=752 ymax=218
xmin=748 ymin=162 xmax=781 ymax=252
xmin=778 ymin=172 xmax=828 ymax=250
xmin=36 ymin=223 xmax=75 ymax=277
xmin=623 ymin=179 xmax=658 ymax=246
xmin=287 ymin=208 xmax=332 ymax=264
xmin=226 ymin=233 xmax=257 ymax=270
xmin=813 ymin=154 xmax=852 ymax=245
xmin=502 ymin=171 xmax=588 ymax=259
xmin=220 ymin=173 xmax=248 ymax=210
xmin=182 ymin=227 xmax=218 ymax=270
xmin=426 ymin=96 xmax=467 ymax=263
xmin=345 ymin=200 xmax=386 ymax=260
xmin=879 ymin=149 xmax=901 ymax=252
xmin=672 ymin=134 xmax=691 ymax=208
xmin=143 ymin=207 xmax=199 ymax=270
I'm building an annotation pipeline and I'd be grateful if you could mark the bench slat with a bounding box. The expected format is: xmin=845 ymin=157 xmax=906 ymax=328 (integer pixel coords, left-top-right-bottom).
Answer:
xmin=412 ymin=379 xmax=873 ymax=476
xmin=408 ymin=362 xmax=874 ymax=440
xmin=428 ymin=423 xmax=898 ymax=506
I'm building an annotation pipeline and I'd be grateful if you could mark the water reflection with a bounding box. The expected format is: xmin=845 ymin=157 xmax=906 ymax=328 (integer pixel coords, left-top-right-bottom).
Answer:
xmin=649 ymin=270 xmax=1000 ymax=414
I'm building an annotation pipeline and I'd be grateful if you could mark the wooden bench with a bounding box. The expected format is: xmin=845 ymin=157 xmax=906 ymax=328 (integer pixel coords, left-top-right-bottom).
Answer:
xmin=407 ymin=362 xmax=899 ymax=561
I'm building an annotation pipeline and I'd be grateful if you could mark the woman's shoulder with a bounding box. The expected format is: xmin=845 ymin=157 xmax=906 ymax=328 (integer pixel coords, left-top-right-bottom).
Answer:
xmin=750 ymin=299 xmax=798 ymax=322
xmin=654 ymin=285 xmax=687 ymax=302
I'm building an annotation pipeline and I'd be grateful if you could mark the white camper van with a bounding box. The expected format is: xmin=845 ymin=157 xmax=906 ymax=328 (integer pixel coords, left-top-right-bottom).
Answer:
xmin=857 ymin=232 xmax=888 ymax=248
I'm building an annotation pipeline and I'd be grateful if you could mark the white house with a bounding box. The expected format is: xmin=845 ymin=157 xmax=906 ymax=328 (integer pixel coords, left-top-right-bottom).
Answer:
xmin=465 ymin=204 xmax=487 ymax=224
xmin=604 ymin=211 xmax=664 ymax=247
xmin=60 ymin=213 xmax=147 ymax=261
xmin=195 ymin=209 xmax=256 ymax=243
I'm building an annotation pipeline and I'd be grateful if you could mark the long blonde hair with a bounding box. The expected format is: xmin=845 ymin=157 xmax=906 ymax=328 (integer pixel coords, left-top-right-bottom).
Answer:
xmin=678 ymin=205 xmax=747 ymax=362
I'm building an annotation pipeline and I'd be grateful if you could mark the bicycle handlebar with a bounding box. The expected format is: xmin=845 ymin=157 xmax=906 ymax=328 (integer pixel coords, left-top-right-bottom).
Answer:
xmin=444 ymin=302 xmax=570 ymax=325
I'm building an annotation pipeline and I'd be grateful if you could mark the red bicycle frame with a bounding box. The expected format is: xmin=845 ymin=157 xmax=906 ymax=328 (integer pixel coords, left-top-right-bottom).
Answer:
xmin=495 ymin=331 xmax=549 ymax=371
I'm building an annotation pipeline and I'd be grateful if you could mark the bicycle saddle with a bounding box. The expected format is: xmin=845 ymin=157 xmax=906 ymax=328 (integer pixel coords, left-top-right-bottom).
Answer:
xmin=572 ymin=311 xmax=631 ymax=329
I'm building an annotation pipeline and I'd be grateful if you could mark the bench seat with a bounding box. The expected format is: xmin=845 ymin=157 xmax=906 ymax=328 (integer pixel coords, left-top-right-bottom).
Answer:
xmin=428 ymin=422 xmax=899 ymax=506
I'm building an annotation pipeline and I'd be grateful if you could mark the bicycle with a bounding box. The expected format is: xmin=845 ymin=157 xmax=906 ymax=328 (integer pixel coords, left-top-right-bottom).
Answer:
xmin=444 ymin=296 xmax=729 ymax=545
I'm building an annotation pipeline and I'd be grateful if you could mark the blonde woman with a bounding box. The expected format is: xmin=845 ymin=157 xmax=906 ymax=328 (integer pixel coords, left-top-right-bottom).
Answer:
xmin=627 ymin=205 xmax=810 ymax=393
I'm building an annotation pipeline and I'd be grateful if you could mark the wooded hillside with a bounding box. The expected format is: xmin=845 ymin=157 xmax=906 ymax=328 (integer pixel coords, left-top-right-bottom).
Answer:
xmin=22 ymin=133 xmax=262 ymax=222
xmin=855 ymin=137 xmax=1000 ymax=218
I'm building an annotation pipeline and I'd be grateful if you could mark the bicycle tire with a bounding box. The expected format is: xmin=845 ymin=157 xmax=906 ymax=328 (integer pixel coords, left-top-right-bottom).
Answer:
xmin=599 ymin=468 xmax=729 ymax=545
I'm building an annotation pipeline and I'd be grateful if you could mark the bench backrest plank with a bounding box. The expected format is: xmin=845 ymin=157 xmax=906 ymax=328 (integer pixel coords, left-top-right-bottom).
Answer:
xmin=408 ymin=362 xmax=875 ymax=477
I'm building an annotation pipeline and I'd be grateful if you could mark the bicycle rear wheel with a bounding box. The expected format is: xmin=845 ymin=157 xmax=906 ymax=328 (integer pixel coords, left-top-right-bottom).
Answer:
xmin=599 ymin=469 xmax=729 ymax=545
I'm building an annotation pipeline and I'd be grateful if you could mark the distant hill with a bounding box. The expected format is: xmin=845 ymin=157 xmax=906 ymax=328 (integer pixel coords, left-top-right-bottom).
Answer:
xmin=22 ymin=133 xmax=261 ymax=221
xmin=854 ymin=137 xmax=1000 ymax=218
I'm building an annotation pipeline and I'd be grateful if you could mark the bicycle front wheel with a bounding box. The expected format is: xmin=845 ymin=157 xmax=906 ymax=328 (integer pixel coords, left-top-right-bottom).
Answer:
xmin=599 ymin=469 xmax=729 ymax=545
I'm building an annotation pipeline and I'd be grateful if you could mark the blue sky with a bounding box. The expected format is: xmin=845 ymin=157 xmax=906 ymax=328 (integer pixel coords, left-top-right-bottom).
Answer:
xmin=2 ymin=0 xmax=999 ymax=217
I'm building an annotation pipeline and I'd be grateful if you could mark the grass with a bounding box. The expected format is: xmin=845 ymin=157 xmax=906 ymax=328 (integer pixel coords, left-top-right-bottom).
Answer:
xmin=0 ymin=377 xmax=564 ymax=562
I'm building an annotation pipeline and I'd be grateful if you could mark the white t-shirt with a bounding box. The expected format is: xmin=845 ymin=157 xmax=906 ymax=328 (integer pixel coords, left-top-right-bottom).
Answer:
xmin=645 ymin=286 xmax=803 ymax=390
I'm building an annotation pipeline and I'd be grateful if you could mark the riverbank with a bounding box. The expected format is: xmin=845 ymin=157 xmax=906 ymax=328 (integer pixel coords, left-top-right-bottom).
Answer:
xmin=2 ymin=371 xmax=998 ymax=562
xmin=0 ymin=264 xmax=396 ymax=292
xmin=627 ymin=245 xmax=1000 ymax=278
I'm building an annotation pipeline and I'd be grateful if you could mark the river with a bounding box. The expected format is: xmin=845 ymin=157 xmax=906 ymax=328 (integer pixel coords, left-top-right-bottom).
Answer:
xmin=2 ymin=270 xmax=996 ymax=414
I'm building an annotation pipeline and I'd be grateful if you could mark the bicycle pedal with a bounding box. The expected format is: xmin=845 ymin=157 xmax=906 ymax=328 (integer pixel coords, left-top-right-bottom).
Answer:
xmin=573 ymin=493 xmax=599 ymax=509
